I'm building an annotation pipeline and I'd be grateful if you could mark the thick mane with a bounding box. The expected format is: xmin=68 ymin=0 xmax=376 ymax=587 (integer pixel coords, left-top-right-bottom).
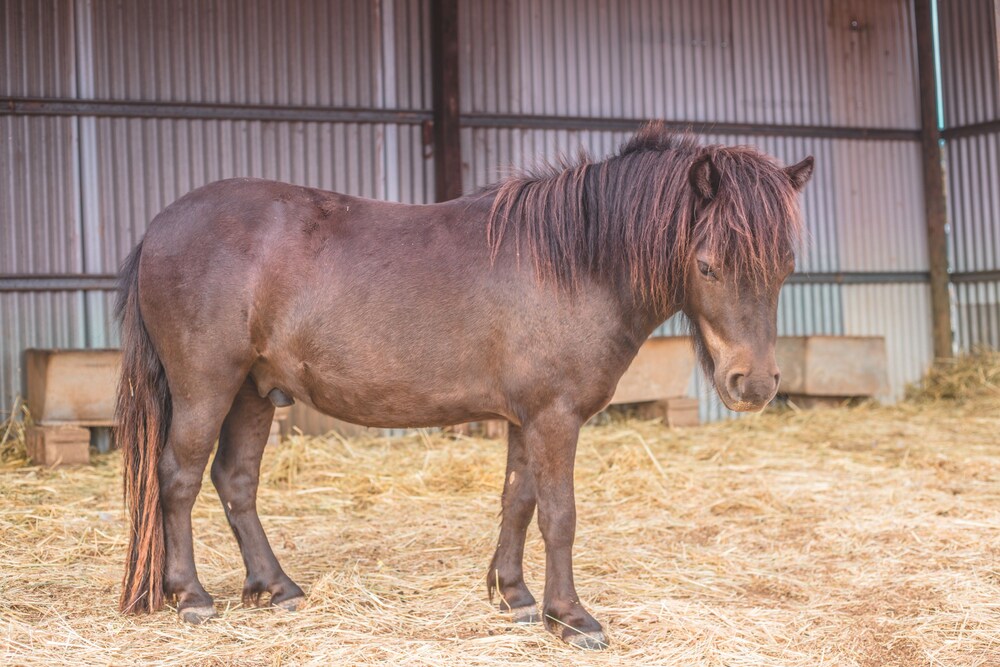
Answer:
xmin=484 ymin=122 xmax=803 ymax=312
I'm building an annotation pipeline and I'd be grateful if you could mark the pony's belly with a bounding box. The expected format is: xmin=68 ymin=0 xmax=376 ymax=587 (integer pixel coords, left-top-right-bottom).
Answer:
xmin=253 ymin=358 xmax=509 ymax=428
xmin=306 ymin=382 xmax=507 ymax=429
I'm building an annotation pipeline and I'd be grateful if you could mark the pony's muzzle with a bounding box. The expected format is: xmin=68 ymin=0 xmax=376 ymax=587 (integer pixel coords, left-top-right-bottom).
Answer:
xmin=724 ymin=367 xmax=780 ymax=411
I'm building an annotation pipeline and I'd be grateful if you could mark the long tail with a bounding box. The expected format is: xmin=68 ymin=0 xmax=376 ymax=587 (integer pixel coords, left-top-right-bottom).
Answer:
xmin=115 ymin=241 xmax=172 ymax=614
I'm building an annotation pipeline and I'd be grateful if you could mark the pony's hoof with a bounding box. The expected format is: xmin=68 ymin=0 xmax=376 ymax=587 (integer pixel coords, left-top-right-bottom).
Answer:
xmin=273 ymin=595 xmax=306 ymax=612
xmin=510 ymin=604 xmax=541 ymax=624
xmin=179 ymin=605 xmax=218 ymax=625
xmin=564 ymin=630 xmax=609 ymax=650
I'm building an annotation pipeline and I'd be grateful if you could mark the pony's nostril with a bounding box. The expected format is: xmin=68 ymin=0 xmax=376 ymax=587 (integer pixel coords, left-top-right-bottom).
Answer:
xmin=773 ymin=372 xmax=781 ymax=389
xmin=727 ymin=372 xmax=746 ymax=398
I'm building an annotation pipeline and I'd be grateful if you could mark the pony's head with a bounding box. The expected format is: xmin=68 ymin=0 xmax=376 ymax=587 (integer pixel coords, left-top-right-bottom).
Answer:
xmin=485 ymin=122 xmax=814 ymax=411
xmin=680 ymin=144 xmax=813 ymax=412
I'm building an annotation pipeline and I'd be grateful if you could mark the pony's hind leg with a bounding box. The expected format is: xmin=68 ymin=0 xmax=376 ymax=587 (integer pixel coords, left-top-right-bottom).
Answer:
xmin=160 ymin=387 xmax=245 ymax=624
xmin=211 ymin=378 xmax=305 ymax=610
xmin=487 ymin=424 xmax=541 ymax=623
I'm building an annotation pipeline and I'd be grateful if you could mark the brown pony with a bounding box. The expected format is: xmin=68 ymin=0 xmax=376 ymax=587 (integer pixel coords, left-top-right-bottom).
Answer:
xmin=115 ymin=122 xmax=813 ymax=649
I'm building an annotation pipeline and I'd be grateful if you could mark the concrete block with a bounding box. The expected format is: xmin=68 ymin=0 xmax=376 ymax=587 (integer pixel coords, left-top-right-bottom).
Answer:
xmin=612 ymin=337 xmax=696 ymax=404
xmin=25 ymin=349 xmax=119 ymax=426
xmin=26 ymin=424 xmax=90 ymax=466
xmin=635 ymin=397 xmax=700 ymax=427
xmin=776 ymin=336 xmax=888 ymax=398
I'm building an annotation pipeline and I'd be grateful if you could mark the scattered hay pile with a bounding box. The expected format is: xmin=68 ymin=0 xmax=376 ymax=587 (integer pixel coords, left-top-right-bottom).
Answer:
xmin=0 ymin=397 xmax=30 ymax=466
xmin=907 ymin=347 xmax=1000 ymax=402
xmin=1 ymin=356 xmax=998 ymax=666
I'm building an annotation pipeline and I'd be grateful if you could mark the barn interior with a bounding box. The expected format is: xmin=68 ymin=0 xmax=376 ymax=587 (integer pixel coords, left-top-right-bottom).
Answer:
xmin=3 ymin=0 xmax=999 ymax=432
xmin=1 ymin=0 xmax=999 ymax=664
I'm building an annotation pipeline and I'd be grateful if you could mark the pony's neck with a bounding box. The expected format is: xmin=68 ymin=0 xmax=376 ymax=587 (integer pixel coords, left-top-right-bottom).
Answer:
xmin=473 ymin=165 xmax=687 ymax=344
xmin=485 ymin=145 xmax=696 ymax=323
xmin=574 ymin=160 xmax=687 ymax=336
xmin=605 ymin=270 xmax=682 ymax=347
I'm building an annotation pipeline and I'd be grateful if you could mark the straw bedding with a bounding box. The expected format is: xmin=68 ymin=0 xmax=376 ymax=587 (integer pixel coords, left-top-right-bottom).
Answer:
xmin=1 ymin=357 xmax=998 ymax=666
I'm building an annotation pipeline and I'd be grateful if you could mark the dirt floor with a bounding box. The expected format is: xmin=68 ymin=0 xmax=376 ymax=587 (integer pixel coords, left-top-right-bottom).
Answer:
xmin=1 ymin=384 xmax=999 ymax=665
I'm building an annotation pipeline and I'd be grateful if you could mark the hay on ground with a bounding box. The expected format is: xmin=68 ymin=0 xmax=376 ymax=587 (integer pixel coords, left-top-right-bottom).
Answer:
xmin=0 ymin=397 xmax=30 ymax=466
xmin=1 ymin=361 xmax=999 ymax=666
xmin=907 ymin=347 xmax=1000 ymax=402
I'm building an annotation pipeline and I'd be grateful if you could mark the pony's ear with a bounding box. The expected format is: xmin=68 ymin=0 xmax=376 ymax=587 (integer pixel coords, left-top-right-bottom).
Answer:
xmin=689 ymin=152 xmax=719 ymax=200
xmin=784 ymin=156 xmax=815 ymax=191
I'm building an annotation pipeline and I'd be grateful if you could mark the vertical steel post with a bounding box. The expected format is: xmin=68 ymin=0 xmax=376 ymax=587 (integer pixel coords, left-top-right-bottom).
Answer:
xmin=914 ymin=0 xmax=953 ymax=358
xmin=430 ymin=0 xmax=462 ymax=201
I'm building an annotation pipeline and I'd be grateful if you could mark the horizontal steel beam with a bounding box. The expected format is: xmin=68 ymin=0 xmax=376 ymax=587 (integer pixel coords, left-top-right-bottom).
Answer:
xmin=786 ymin=271 xmax=930 ymax=284
xmin=3 ymin=97 xmax=432 ymax=125
xmin=951 ymin=269 xmax=1000 ymax=283
xmin=789 ymin=270 xmax=1000 ymax=285
xmin=0 ymin=271 xmax=932 ymax=293
xmin=460 ymin=113 xmax=922 ymax=141
xmin=4 ymin=272 xmax=998 ymax=293
xmin=941 ymin=119 xmax=1000 ymax=140
xmin=3 ymin=98 xmax=925 ymax=142
xmin=0 ymin=274 xmax=118 ymax=292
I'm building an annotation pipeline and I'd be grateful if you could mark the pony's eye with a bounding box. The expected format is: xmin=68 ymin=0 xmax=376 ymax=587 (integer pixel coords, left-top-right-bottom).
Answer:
xmin=698 ymin=260 xmax=718 ymax=280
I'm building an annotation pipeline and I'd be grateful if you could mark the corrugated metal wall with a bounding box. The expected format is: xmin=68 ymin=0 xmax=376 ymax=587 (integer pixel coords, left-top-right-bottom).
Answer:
xmin=938 ymin=0 xmax=1000 ymax=351
xmin=460 ymin=0 xmax=920 ymax=127
xmin=1 ymin=0 xmax=84 ymax=415
xmin=0 ymin=0 xmax=433 ymax=432
xmin=4 ymin=0 xmax=985 ymax=430
xmin=459 ymin=0 xmax=932 ymax=421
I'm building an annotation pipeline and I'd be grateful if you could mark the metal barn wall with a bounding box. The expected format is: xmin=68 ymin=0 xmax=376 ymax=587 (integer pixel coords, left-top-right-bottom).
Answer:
xmin=0 ymin=0 xmax=433 ymax=432
xmin=1 ymin=1 xmax=85 ymax=417
xmin=459 ymin=0 xmax=932 ymax=421
xmin=938 ymin=0 xmax=1000 ymax=351
xmin=1 ymin=0 xmax=959 ymax=430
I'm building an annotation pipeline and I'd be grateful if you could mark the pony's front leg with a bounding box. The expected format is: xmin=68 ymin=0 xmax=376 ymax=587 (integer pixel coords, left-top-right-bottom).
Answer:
xmin=488 ymin=424 xmax=540 ymax=623
xmin=523 ymin=409 xmax=607 ymax=649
